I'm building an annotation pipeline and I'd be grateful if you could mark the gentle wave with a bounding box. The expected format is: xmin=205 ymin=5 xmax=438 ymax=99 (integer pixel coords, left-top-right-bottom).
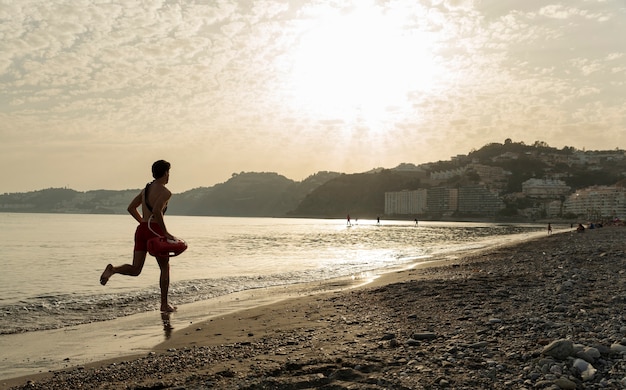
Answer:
xmin=0 ymin=214 xmax=551 ymax=334
xmin=1 ymin=265 xmax=410 ymax=334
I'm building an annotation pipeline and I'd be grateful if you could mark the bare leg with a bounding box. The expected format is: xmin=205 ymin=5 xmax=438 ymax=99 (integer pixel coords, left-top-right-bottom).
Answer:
xmin=100 ymin=251 xmax=147 ymax=285
xmin=157 ymin=256 xmax=176 ymax=312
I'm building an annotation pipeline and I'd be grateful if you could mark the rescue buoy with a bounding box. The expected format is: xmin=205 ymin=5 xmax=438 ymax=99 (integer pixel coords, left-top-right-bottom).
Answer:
xmin=146 ymin=215 xmax=187 ymax=257
xmin=148 ymin=236 xmax=187 ymax=257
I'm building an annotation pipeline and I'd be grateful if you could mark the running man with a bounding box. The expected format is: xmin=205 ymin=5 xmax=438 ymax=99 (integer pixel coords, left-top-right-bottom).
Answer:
xmin=99 ymin=160 xmax=178 ymax=312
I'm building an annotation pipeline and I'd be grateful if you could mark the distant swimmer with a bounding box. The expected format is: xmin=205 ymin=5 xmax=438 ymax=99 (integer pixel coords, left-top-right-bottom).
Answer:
xmin=99 ymin=160 xmax=180 ymax=313
xmin=347 ymin=214 xmax=351 ymax=226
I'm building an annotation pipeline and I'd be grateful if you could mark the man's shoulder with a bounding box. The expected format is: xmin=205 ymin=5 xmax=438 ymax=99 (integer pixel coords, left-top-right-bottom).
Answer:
xmin=151 ymin=183 xmax=171 ymax=197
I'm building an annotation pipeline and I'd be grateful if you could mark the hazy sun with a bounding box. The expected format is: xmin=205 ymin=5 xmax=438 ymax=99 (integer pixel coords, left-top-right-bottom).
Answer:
xmin=290 ymin=4 xmax=440 ymax=126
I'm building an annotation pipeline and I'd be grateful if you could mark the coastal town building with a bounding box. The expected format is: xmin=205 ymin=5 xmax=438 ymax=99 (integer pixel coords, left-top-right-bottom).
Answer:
xmin=569 ymin=151 xmax=626 ymax=166
xmin=430 ymin=167 xmax=466 ymax=181
xmin=385 ymin=185 xmax=505 ymax=217
xmin=427 ymin=187 xmax=458 ymax=216
xmin=522 ymin=178 xmax=571 ymax=199
xmin=384 ymin=189 xmax=428 ymax=215
xmin=457 ymin=185 xmax=505 ymax=216
xmin=468 ymin=163 xmax=510 ymax=191
xmin=469 ymin=164 xmax=509 ymax=183
xmin=564 ymin=185 xmax=626 ymax=220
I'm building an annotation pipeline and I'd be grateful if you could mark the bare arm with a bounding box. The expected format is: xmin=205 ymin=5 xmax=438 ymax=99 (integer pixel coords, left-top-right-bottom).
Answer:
xmin=127 ymin=192 xmax=143 ymax=224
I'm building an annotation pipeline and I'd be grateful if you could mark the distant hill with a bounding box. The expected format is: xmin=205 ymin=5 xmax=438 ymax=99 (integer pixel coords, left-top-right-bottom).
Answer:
xmin=170 ymin=171 xmax=341 ymax=217
xmin=1 ymin=140 xmax=625 ymax=218
xmin=466 ymin=140 xmax=624 ymax=192
xmin=0 ymin=188 xmax=139 ymax=214
xmin=0 ymin=171 xmax=342 ymax=216
xmin=288 ymin=170 xmax=427 ymax=218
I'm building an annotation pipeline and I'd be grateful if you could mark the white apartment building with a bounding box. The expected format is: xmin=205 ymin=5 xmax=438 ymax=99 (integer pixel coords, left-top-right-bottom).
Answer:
xmin=430 ymin=167 xmax=466 ymax=181
xmin=522 ymin=178 xmax=571 ymax=198
xmin=564 ymin=186 xmax=626 ymax=220
xmin=384 ymin=189 xmax=428 ymax=215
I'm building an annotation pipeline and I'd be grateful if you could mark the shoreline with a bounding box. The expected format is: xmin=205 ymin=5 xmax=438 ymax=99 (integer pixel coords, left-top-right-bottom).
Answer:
xmin=0 ymin=275 xmax=364 ymax=383
xmin=0 ymin=229 xmax=549 ymax=383
xmin=5 ymin=227 xmax=625 ymax=389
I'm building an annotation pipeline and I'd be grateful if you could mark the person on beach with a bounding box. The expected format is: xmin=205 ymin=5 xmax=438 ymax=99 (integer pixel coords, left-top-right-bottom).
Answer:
xmin=99 ymin=160 xmax=178 ymax=312
xmin=548 ymin=223 xmax=552 ymax=234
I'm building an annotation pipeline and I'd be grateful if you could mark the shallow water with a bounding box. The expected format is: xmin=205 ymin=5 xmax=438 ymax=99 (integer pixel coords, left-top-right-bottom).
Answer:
xmin=0 ymin=213 xmax=550 ymax=334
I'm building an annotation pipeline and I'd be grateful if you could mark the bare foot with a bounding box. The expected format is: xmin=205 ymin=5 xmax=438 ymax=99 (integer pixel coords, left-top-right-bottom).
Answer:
xmin=100 ymin=264 xmax=113 ymax=286
xmin=161 ymin=303 xmax=177 ymax=313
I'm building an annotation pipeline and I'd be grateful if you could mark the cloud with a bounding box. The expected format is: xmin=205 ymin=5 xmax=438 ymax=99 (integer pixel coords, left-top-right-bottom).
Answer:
xmin=0 ymin=0 xmax=624 ymax=192
xmin=539 ymin=3 xmax=612 ymax=21
xmin=435 ymin=0 xmax=476 ymax=11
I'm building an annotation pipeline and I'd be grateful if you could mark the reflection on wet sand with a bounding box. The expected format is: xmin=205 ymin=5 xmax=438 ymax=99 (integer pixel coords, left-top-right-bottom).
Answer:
xmin=161 ymin=312 xmax=173 ymax=339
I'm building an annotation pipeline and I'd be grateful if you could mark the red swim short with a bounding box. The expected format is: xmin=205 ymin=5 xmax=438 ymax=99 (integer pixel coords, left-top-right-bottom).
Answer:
xmin=134 ymin=222 xmax=164 ymax=252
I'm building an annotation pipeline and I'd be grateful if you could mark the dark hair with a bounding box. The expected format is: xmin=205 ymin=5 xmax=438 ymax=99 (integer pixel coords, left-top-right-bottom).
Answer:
xmin=152 ymin=160 xmax=171 ymax=179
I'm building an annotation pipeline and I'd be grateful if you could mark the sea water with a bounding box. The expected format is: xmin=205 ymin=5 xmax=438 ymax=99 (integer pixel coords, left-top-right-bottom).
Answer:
xmin=0 ymin=213 xmax=550 ymax=335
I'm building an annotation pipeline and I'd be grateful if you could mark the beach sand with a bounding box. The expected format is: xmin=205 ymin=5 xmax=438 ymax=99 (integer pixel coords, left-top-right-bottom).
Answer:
xmin=2 ymin=227 xmax=625 ymax=389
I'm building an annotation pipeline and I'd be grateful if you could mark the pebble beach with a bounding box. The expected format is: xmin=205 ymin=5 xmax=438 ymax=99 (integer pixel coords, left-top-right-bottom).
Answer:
xmin=2 ymin=226 xmax=625 ymax=389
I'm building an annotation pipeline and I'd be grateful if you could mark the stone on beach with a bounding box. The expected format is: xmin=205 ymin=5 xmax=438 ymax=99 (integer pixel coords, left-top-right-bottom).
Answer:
xmin=573 ymin=358 xmax=597 ymax=381
xmin=611 ymin=343 xmax=626 ymax=354
xmin=542 ymin=339 xmax=574 ymax=360
xmin=410 ymin=332 xmax=437 ymax=340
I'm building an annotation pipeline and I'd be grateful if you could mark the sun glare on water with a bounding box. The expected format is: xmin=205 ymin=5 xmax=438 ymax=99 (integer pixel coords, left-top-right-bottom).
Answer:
xmin=290 ymin=4 xmax=440 ymax=126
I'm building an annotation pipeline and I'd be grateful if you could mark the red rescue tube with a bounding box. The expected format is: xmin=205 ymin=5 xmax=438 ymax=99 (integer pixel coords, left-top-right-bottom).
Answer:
xmin=148 ymin=237 xmax=188 ymax=257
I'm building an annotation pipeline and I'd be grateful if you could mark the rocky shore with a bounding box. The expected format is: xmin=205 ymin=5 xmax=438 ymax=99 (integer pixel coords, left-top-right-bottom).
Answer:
xmin=4 ymin=227 xmax=626 ymax=389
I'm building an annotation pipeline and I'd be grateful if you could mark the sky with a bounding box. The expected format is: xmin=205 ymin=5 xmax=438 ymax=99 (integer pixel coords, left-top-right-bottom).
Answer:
xmin=1 ymin=0 xmax=625 ymax=194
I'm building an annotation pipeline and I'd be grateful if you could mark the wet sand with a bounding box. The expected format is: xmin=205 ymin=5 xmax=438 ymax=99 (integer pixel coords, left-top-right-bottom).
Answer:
xmin=0 ymin=276 xmax=364 ymax=382
xmin=2 ymin=227 xmax=625 ymax=389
